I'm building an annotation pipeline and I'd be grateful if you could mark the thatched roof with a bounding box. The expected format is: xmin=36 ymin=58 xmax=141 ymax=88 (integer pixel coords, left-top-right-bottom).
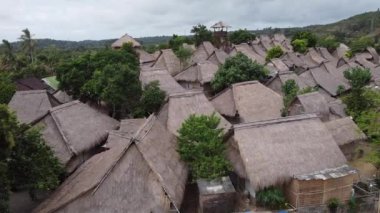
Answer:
xmin=158 ymin=90 xmax=232 ymax=136
xmin=231 ymin=43 xmax=265 ymax=64
xmin=299 ymin=70 xmax=318 ymax=87
xmin=259 ymin=35 xmax=273 ymax=51
xmin=211 ymin=81 xmax=283 ymax=122
xmin=367 ymin=47 xmax=379 ymax=64
xmin=296 ymin=92 xmax=330 ymax=121
xmin=281 ymin=52 xmax=306 ymax=69
xmin=207 ymin=49 xmax=229 ymax=65
xmin=325 ymin=117 xmax=367 ymax=146
xmin=135 ymin=48 xmax=156 ymax=64
xmin=310 ymin=66 xmax=350 ymax=96
xmin=118 ymin=118 xmax=147 ymax=139
xmin=273 ymin=34 xmax=286 ymax=42
xmin=183 ymin=43 xmax=196 ymax=52
xmin=322 ymin=61 xmax=349 ymax=84
xmin=328 ymin=99 xmax=347 ymax=118
xmin=52 ymin=90 xmax=73 ymax=104
xmin=334 ymin=43 xmax=350 ymax=59
xmin=233 ymin=114 xmax=347 ymax=189
xmin=140 ymin=68 xmax=185 ymax=95
xmin=269 ymin=58 xmax=289 ymax=73
xmin=15 ymin=77 xmax=49 ymax=91
xmin=111 ymin=33 xmax=141 ymax=48
xmin=174 ymin=61 xmax=218 ymax=84
xmin=317 ymin=47 xmax=338 ymax=62
xmin=252 ymin=43 xmax=267 ymax=57
xmin=191 ymin=41 xmax=216 ymax=63
xmin=152 ymin=49 xmax=181 ymax=76
xmin=34 ymin=115 xmax=188 ymax=213
xmin=307 ymin=48 xmax=328 ymax=65
xmin=279 ymin=71 xmax=308 ymax=89
xmin=299 ymin=54 xmax=319 ymax=69
xmin=37 ymin=101 xmax=119 ymax=167
xmin=8 ymin=90 xmax=59 ymax=124
xmin=354 ymin=54 xmax=377 ymax=69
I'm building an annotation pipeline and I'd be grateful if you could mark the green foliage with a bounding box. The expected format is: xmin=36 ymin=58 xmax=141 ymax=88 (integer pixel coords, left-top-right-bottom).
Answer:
xmin=177 ymin=113 xmax=230 ymax=180
xmin=291 ymin=39 xmax=308 ymax=53
xmin=19 ymin=28 xmax=36 ymax=63
xmin=318 ymin=35 xmax=339 ymax=52
xmin=265 ymin=46 xmax=284 ymax=62
xmin=168 ymin=35 xmax=193 ymax=52
xmin=191 ymin=24 xmax=213 ymax=46
xmin=292 ymin=31 xmax=317 ymax=47
xmin=175 ymin=47 xmax=192 ymax=68
xmin=135 ymin=81 xmax=166 ymax=117
xmin=327 ymin=198 xmax=341 ymax=210
xmin=256 ymin=187 xmax=287 ymax=209
xmin=355 ymin=96 xmax=380 ymax=141
xmin=229 ymin=29 xmax=255 ymax=45
xmin=336 ymin=85 xmax=346 ymax=96
xmin=211 ymin=52 xmax=269 ymax=92
xmin=0 ymin=162 xmax=10 ymax=213
xmin=0 ymin=105 xmax=18 ymax=160
xmin=345 ymin=50 xmax=354 ymax=58
xmin=348 ymin=197 xmax=358 ymax=213
xmin=349 ymin=36 xmax=375 ymax=54
xmin=298 ymin=86 xmax=318 ymax=95
xmin=0 ymin=73 xmax=15 ymax=104
xmin=9 ymin=126 xmax=64 ymax=194
xmin=281 ymin=79 xmax=299 ymax=116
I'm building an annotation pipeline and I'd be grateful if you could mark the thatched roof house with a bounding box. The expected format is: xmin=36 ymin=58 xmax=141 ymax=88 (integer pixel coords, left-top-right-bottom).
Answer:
xmin=367 ymin=47 xmax=379 ymax=64
xmin=211 ymin=81 xmax=283 ymax=123
xmin=230 ymin=43 xmax=265 ymax=65
xmin=111 ymin=33 xmax=141 ymax=49
xmin=310 ymin=66 xmax=350 ymax=96
xmin=267 ymin=71 xmax=309 ymax=95
xmin=191 ymin=41 xmax=216 ymax=63
xmin=152 ymin=49 xmax=181 ymax=76
xmin=15 ymin=77 xmax=50 ymax=92
xmin=34 ymin=115 xmax=188 ymax=213
xmin=334 ymin=43 xmax=350 ymax=59
xmin=35 ymin=101 xmax=119 ymax=172
xmin=325 ymin=117 xmax=367 ymax=147
xmin=233 ymin=114 xmax=347 ymax=190
xmin=307 ymin=48 xmax=328 ymax=65
xmin=8 ymin=90 xmax=60 ymax=124
xmin=289 ymin=92 xmax=330 ymax=121
xmin=252 ymin=43 xmax=267 ymax=57
xmin=140 ymin=68 xmax=185 ymax=95
xmin=135 ymin=49 xmax=157 ymax=64
xmin=281 ymin=52 xmax=307 ymax=70
xmin=207 ymin=49 xmax=229 ymax=65
xmin=259 ymin=35 xmax=273 ymax=51
xmin=317 ymin=47 xmax=338 ymax=62
xmin=268 ymin=58 xmax=289 ymax=72
xmin=158 ymin=90 xmax=231 ymax=136
xmin=52 ymin=90 xmax=73 ymax=104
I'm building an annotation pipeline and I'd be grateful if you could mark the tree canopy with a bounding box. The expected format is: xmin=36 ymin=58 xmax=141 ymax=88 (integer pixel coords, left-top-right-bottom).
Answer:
xmin=211 ymin=52 xmax=269 ymax=92
xmin=265 ymin=46 xmax=284 ymax=62
xmin=318 ymin=35 xmax=339 ymax=52
xmin=0 ymin=73 xmax=15 ymax=104
xmin=177 ymin=113 xmax=230 ymax=180
xmin=229 ymin=29 xmax=255 ymax=44
xmin=134 ymin=81 xmax=166 ymax=117
xmin=191 ymin=24 xmax=213 ymax=46
xmin=291 ymin=31 xmax=317 ymax=47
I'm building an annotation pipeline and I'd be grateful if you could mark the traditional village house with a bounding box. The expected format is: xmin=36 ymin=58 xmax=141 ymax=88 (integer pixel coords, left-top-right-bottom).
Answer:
xmin=191 ymin=41 xmax=216 ymax=63
xmin=333 ymin=43 xmax=350 ymax=59
xmin=267 ymin=58 xmax=290 ymax=73
xmin=207 ymin=49 xmax=229 ymax=66
xmin=266 ymin=71 xmax=309 ymax=95
xmin=281 ymin=52 xmax=308 ymax=72
xmin=288 ymin=91 xmax=331 ymax=121
xmin=33 ymin=115 xmax=188 ymax=213
xmin=229 ymin=43 xmax=265 ymax=65
xmin=111 ymin=33 xmax=141 ymax=49
xmin=15 ymin=77 xmax=52 ymax=92
xmin=307 ymin=47 xmax=328 ymax=65
xmin=8 ymin=90 xmax=60 ymax=124
xmin=151 ymin=49 xmax=182 ymax=76
xmin=325 ymin=117 xmax=367 ymax=160
xmin=135 ymin=48 xmax=157 ymax=65
xmin=230 ymin=114 xmax=357 ymax=209
xmin=158 ymin=90 xmax=232 ymax=136
xmin=273 ymin=33 xmax=293 ymax=52
xmin=140 ymin=68 xmax=186 ymax=95
xmin=252 ymin=43 xmax=267 ymax=58
xmin=367 ymin=47 xmax=379 ymax=64
xmin=174 ymin=61 xmax=218 ymax=96
xmin=317 ymin=47 xmax=338 ymax=62
xmin=259 ymin=34 xmax=274 ymax=51
xmin=328 ymin=99 xmax=347 ymax=118
xmin=34 ymin=101 xmax=119 ymax=173
xmin=310 ymin=65 xmax=350 ymax=96
xmin=211 ymin=81 xmax=283 ymax=123
xmin=52 ymin=90 xmax=73 ymax=104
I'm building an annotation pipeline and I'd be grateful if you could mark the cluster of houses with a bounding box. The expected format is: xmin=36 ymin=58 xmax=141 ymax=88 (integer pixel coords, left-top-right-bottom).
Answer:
xmin=7 ymin=30 xmax=380 ymax=212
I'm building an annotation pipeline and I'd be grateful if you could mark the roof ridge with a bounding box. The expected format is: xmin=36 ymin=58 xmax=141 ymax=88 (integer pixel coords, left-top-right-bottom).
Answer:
xmin=169 ymin=90 xmax=204 ymax=98
xmin=297 ymin=91 xmax=320 ymax=98
xmin=16 ymin=89 xmax=47 ymax=95
xmin=49 ymin=100 xmax=80 ymax=112
xmin=234 ymin=114 xmax=318 ymax=130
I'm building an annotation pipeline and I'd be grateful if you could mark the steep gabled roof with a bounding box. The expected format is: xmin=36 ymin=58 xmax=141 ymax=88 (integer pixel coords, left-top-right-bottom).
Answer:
xmin=191 ymin=41 xmax=216 ymax=63
xmin=367 ymin=47 xmax=379 ymax=64
xmin=296 ymin=92 xmax=330 ymax=121
xmin=259 ymin=34 xmax=273 ymax=51
xmin=234 ymin=114 xmax=347 ymax=189
xmin=174 ymin=61 xmax=218 ymax=84
xmin=34 ymin=115 xmax=188 ymax=213
xmin=135 ymin=48 xmax=156 ymax=64
xmin=207 ymin=49 xmax=229 ymax=65
xmin=140 ymin=68 xmax=185 ymax=95
xmin=158 ymin=90 xmax=232 ymax=136
xmin=8 ymin=90 xmax=59 ymax=124
xmin=111 ymin=33 xmax=141 ymax=48
xmin=269 ymin=58 xmax=289 ymax=72
xmin=325 ymin=117 xmax=367 ymax=146
xmin=252 ymin=43 xmax=267 ymax=57
xmin=231 ymin=43 xmax=265 ymax=64
xmin=310 ymin=66 xmax=350 ymax=96
xmin=278 ymin=71 xmax=309 ymax=89
xmin=152 ymin=49 xmax=181 ymax=76
xmin=211 ymin=81 xmax=283 ymax=122
xmin=15 ymin=77 xmax=49 ymax=91
xmin=317 ymin=47 xmax=338 ymax=62
xmin=307 ymin=48 xmax=328 ymax=65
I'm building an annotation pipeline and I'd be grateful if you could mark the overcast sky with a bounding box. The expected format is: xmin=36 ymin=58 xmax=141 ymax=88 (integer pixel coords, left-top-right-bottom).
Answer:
xmin=0 ymin=0 xmax=379 ymax=41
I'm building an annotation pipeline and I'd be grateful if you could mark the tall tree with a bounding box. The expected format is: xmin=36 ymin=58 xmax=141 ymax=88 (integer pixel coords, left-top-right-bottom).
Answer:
xmin=175 ymin=47 xmax=192 ymax=69
xmin=1 ymin=40 xmax=15 ymax=67
xmin=191 ymin=24 xmax=213 ymax=46
xmin=19 ymin=28 xmax=36 ymax=63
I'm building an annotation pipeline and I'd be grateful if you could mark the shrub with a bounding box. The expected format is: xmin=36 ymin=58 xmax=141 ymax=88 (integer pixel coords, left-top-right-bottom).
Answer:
xmin=265 ymin=46 xmax=284 ymax=62
xmin=135 ymin=81 xmax=166 ymax=117
xmin=350 ymin=36 xmax=375 ymax=54
xmin=281 ymin=79 xmax=299 ymax=116
xmin=318 ymin=36 xmax=339 ymax=52
xmin=291 ymin=39 xmax=308 ymax=53
xmin=229 ymin=29 xmax=256 ymax=44
xmin=0 ymin=73 xmax=15 ymax=104
xmin=177 ymin=113 xmax=230 ymax=180
xmin=211 ymin=52 xmax=269 ymax=92
xmin=256 ymin=187 xmax=287 ymax=209
xmin=292 ymin=31 xmax=317 ymax=47
xmin=327 ymin=198 xmax=340 ymax=212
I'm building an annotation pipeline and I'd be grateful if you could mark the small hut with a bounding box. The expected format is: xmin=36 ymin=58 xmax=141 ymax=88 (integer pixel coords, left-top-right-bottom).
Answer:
xmin=211 ymin=21 xmax=231 ymax=48
xmin=307 ymin=48 xmax=328 ymax=65
xmin=15 ymin=77 xmax=51 ymax=92
xmin=229 ymin=43 xmax=265 ymax=65
xmin=191 ymin=41 xmax=216 ymax=63
xmin=266 ymin=71 xmax=309 ymax=95
xmin=207 ymin=49 xmax=229 ymax=66
xmin=325 ymin=117 xmax=367 ymax=160
xmin=34 ymin=101 xmax=119 ymax=173
xmin=211 ymin=81 xmax=283 ymax=123
xmin=33 ymin=115 xmax=188 ymax=213
xmin=151 ymin=49 xmax=181 ymax=76
xmin=268 ymin=58 xmax=290 ymax=73
xmin=111 ymin=33 xmax=141 ymax=49
xmin=310 ymin=66 xmax=350 ymax=96
xmin=288 ymin=91 xmax=330 ymax=121
xmin=8 ymin=90 xmax=60 ymax=124
xmin=139 ymin=68 xmax=185 ymax=96
xmin=259 ymin=34 xmax=274 ymax=51
xmin=231 ymin=114 xmax=355 ymax=209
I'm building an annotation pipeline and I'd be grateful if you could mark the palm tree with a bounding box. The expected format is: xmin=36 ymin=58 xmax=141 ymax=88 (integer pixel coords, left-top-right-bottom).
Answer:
xmin=19 ymin=28 xmax=36 ymax=63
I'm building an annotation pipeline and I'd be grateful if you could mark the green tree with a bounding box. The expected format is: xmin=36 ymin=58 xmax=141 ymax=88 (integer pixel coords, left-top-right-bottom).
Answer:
xmin=1 ymin=40 xmax=15 ymax=67
xmin=229 ymin=29 xmax=255 ymax=44
xmin=291 ymin=31 xmax=317 ymax=47
xmin=9 ymin=126 xmax=64 ymax=199
xmin=350 ymin=36 xmax=375 ymax=54
xmin=211 ymin=52 xmax=269 ymax=92
xmin=175 ymin=47 xmax=192 ymax=69
xmin=135 ymin=81 xmax=166 ymax=117
xmin=265 ymin=46 xmax=284 ymax=62
xmin=0 ymin=73 xmax=15 ymax=104
xmin=281 ymin=79 xmax=299 ymax=116
xmin=177 ymin=113 xmax=230 ymax=180
xmin=318 ymin=35 xmax=339 ymax=52
xmin=168 ymin=35 xmax=192 ymax=51
xmin=0 ymin=162 xmax=10 ymax=213
xmin=291 ymin=39 xmax=308 ymax=53
xmin=191 ymin=24 xmax=213 ymax=46
xmin=256 ymin=187 xmax=287 ymax=209
xmin=19 ymin=28 xmax=36 ymax=63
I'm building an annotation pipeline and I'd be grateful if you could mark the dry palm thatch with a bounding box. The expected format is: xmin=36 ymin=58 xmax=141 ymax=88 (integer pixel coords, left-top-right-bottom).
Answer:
xmin=207 ymin=49 xmax=229 ymax=65
xmin=259 ymin=34 xmax=274 ymax=51
xmin=325 ymin=117 xmax=367 ymax=146
xmin=152 ymin=49 xmax=181 ymax=76
xmin=158 ymin=90 xmax=232 ymax=136
xmin=367 ymin=47 xmax=379 ymax=64
xmin=233 ymin=114 xmax=347 ymax=189
xmin=111 ymin=33 xmax=141 ymax=48
xmin=8 ymin=90 xmax=59 ymax=124
xmin=52 ymin=90 xmax=73 ymax=104
xmin=135 ymin=48 xmax=156 ymax=64
xmin=34 ymin=115 xmax=187 ymax=213
xmin=191 ymin=41 xmax=216 ymax=63
xmin=333 ymin=43 xmax=350 ymax=59
xmin=310 ymin=66 xmax=350 ymax=96
xmin=230 ymin=43 xmax=265 ymax=65
xmin=140 ymin=68 xmax=185 ymax=95
xmin=174 ymin=61 xmax=218 ymax=84
xmin=211 ymin=81 xmax=283 ymax=123
xmin=317 ymin=47 xmax=338 ymax=62
xmin=252 ymin=43 xmax=267 ymax=57
xmin=269 ymin=58 xmax=289 ymax=73
xmin=295 ymin=92 xmax=330 ymax=121
xmin=281 ymin=52 xmax=306 ymax=69
xmin=307 ymin=47 xmax=328 ymax=65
